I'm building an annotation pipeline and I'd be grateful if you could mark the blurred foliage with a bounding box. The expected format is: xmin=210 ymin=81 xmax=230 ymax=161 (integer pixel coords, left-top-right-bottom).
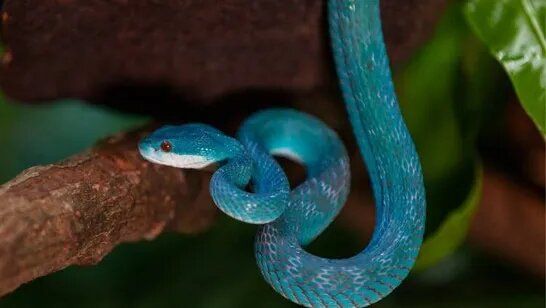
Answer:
xmin=414 ymin=164 xmax=482 ymax=271
xmin=0 ymin=1 xmax=544 ymax=308
xmin=465 ymin=0 xmax=546 ymax=136
xmin=0 ymin=99 xmax=147 ymax=183
xmin=395 ymin=3 xmax=498 ymax=271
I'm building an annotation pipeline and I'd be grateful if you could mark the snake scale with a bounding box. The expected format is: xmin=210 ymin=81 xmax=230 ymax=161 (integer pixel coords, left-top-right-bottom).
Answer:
xmin=139 ymin=1 xmax=426 ymax=306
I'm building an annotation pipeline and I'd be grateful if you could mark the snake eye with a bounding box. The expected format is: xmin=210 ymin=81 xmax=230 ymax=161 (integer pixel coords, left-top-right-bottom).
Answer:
xmin=160 ymin=141 xmax=172 ymax=152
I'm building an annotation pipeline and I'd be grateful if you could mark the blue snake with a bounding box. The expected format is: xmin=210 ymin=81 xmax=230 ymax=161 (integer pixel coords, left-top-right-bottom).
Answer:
xmin=139 ymin=1 xmax=425 ymax=306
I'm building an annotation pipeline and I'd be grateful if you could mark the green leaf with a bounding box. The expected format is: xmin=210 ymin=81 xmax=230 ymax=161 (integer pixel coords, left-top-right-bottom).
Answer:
xmin=465 ymin=0 xmax=546 ymax=136
xmin=414 ymin=163 xmax=483 ymax=271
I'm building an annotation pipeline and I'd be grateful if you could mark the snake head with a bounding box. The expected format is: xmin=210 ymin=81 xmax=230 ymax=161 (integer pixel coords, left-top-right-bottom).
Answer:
xmin=138 ymin=124 xmax=241 ymax=169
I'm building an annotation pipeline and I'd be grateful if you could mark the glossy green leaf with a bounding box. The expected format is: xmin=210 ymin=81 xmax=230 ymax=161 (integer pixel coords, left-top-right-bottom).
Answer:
xmin=414 ymin=164 xmax=482 ymax=271
xmin=465 ymin=0 xmax=546 ymax=136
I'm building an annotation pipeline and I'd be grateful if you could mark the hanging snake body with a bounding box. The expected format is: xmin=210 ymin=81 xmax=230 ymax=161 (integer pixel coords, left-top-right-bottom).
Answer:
xmin=139 ymin=1 xmax=426 ymax=306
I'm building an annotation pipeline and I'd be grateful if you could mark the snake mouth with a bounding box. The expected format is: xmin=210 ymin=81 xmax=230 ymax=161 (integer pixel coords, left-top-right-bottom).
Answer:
xmin=168 ymin=154 xmax=215 ymax=169
xmin=140 ymin=148 xmax=214 ymax=170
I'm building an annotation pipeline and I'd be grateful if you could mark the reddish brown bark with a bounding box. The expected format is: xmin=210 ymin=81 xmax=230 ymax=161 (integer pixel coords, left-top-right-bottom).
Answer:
xmin=0 ymin=128 xmax=217 ymax=296
xmin=0 ymin=0 xmax=447 ymax=107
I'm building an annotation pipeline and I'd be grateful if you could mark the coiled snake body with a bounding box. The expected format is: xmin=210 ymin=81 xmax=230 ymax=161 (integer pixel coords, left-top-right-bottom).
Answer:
xmin=139 ymin=1 xmax=426 ymax=306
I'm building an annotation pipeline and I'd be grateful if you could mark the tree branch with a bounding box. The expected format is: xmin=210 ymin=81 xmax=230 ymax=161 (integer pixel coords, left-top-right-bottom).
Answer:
xmin=0 ymin=0 xmax=447 ymax=106
xmin=0 ymin=128 xmax=217 ymax=296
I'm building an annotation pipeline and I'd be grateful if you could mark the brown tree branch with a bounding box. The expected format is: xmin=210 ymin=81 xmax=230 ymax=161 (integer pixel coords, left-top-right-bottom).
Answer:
xmin=0 ymin=0 xmax=447 ymax=107
xmin=0 ymin=128 xmax=217 ymax=296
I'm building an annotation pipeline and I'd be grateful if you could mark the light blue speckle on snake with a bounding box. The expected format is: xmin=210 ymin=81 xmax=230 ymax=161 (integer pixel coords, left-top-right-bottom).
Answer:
xmin=139 ymin=1 xmax=426 ymax=306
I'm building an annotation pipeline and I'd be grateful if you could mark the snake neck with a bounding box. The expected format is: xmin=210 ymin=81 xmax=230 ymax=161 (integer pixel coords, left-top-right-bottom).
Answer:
xmin=218 ymin=151 xmax=253 ymax=188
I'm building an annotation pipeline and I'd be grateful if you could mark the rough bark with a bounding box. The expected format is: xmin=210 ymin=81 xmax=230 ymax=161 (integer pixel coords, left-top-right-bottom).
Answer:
xmin=0 ymin=128 xmax=217 ymax=296
xmin=0 ymin=0 xmax=447 ymax=108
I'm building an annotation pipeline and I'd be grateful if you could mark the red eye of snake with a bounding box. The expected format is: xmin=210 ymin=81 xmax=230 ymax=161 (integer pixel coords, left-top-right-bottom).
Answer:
xmin=160 ymin=141 xmax=172 ymax=152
